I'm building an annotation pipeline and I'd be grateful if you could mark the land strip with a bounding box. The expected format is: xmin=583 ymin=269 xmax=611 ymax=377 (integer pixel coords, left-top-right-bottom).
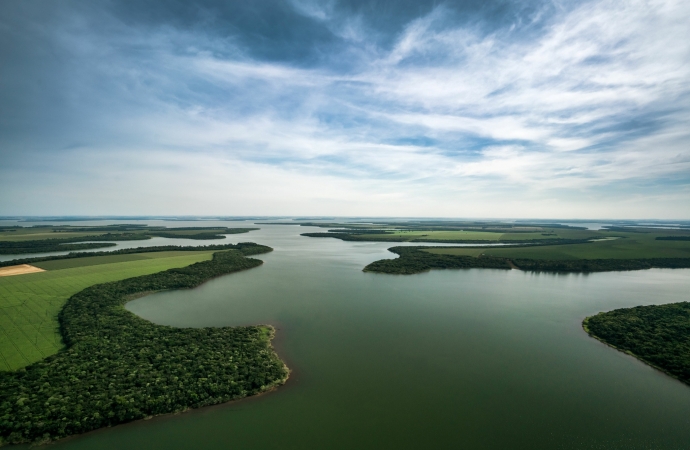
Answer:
xmin=0 ymin=224 xmax=258 ymax=254
xmin=0 ymin=244 xmax=289 ymax=445
xmin=364 ymin=246 xmax=690 ymax=275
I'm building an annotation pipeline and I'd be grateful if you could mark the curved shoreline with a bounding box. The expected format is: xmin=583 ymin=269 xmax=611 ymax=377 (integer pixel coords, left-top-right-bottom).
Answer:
xmin=583 ymin=304 xmax=690 ymax=388
xmin=0 ymin=244 xmax=290 ymax=446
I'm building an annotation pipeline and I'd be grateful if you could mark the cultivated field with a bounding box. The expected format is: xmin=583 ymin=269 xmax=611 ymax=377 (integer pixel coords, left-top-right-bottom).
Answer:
xmin=0 ymin=251 xmax=215 ymax=370
xmin=425 ymin=230 xmax=690 ymax=260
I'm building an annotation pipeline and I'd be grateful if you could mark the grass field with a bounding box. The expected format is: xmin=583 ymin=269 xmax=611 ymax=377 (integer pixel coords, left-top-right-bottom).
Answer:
xmin=388 ymin=230 xmax=503 ymax=240
xmin=0 ymin=251 xmax=215 ymax=371
xmin=307 ymin=223 xmax=608 ymax=242
xmin=425 ymin=231 xmax=690 ymax=260
xmin=0 ymin=228 xmax=106 ymax=242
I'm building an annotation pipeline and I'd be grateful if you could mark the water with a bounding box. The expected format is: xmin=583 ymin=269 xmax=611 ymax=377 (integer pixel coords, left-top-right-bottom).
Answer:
xmin=19 ymin=224 xmax=690 ymax=449
xmin=0 ymin=220 xmax=512 ymax=263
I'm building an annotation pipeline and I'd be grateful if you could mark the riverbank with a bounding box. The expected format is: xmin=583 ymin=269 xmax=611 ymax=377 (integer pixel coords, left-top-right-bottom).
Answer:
xmin=363 ymin=246 xmax=690 ymax=274
xmin=583 ymin=303 xmax=690 ymax=387
xmin=0 ymin=244 xmax=289 ymax=445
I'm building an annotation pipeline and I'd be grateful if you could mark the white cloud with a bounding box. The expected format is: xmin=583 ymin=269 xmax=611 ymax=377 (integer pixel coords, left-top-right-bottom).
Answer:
xmin=2 ymin=0 xmax=690 ymax=217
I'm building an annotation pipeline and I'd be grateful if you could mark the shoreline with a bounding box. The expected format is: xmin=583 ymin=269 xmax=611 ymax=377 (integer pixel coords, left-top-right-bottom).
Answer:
xmin=582 ymin=316 xmax=688 ymax=387
xmin=29 ymin=324 xmax=290 ymax=448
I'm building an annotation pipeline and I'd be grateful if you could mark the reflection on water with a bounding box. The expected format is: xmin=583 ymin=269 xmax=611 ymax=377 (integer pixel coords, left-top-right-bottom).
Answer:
xmin=9 ymin=222 xmax=690 ymax=450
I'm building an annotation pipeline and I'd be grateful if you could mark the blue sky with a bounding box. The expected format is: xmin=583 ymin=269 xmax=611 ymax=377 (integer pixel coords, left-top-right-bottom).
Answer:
xmin=1 ymin=0 xmax=689 ymax=218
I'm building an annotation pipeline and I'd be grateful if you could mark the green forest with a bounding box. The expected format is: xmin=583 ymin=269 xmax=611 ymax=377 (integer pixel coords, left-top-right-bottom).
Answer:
xmin=0 ymin=244 xmax=289 ymax=445
xmin=584 ymin=303 xmax=690 ymax=385
xmin=363 ymin=246 xmax=690 ymax=274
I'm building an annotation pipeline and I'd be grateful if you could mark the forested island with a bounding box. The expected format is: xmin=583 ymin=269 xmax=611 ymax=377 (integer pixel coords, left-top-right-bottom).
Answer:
xmin=584 ymin=303 xmax=690 ymax=385
xmin=0 ymin=243 xmax=289 ymax=445
xmin=0 ymin=225 xmax=258 ymax=254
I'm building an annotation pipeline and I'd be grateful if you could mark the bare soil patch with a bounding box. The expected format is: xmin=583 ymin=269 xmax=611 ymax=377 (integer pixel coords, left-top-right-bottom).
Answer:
xmin=0 ymin=264 xmax=46 ymax=277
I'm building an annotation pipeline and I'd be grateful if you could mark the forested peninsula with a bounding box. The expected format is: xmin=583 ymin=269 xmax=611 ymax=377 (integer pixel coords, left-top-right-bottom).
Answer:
xmin=364 ymin=246 xmax=690 ymax=274
xmin=584 ymin=303 xmax=690 ymax=385
xmin=0 ymin=243 xmax=289 ymax=445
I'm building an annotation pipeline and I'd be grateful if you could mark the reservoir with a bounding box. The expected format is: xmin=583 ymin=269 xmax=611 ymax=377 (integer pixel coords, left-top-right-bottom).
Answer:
xmin=39 ymin=223 xmax=690 ymax=449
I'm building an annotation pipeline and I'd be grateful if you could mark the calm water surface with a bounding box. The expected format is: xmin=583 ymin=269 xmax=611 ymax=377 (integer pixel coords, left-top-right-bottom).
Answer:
xmin=32 ymin=224 xmax=690 ymax=449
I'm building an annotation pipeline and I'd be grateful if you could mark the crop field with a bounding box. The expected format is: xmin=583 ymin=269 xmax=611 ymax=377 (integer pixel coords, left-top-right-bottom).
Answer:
xmin=388 ymin=230 xmax=503 ymax=240
xmin=0 ymin=228 xmax=104 ymax=242
xmin=0 ymin=251 xmax=215 ymax=371
xmin=303 ymin=222 xmax=612 ymax=242
xmin=425 ymin=231 xmax=690 ymax=260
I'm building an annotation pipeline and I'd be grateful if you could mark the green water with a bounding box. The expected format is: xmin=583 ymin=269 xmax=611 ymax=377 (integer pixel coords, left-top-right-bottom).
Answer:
xmin=49 ymin=224 xmax=690 ymax=449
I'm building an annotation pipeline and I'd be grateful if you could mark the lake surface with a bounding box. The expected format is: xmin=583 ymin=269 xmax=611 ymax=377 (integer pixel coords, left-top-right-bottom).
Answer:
xmin=24 ymin=223 xmax=690 ymax=449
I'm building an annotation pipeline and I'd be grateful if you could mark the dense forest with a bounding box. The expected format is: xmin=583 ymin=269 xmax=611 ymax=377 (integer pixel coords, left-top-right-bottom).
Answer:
xmin=512 ymin=258 xmax=690 ymax=271
xmin=302 ymin=232 xmax=592 ymax=245
xmin=584 ymin=303 xmax=690 ymax=385
xmin=0 ymin=243 xmax=289 ymax=445
xmin=0 ymin=243 xmax=251 ymax=268
xmin=363 ymin=247 xmax=690 ymax=274
xmin=363 ymin=247 xmax=511 ymax=274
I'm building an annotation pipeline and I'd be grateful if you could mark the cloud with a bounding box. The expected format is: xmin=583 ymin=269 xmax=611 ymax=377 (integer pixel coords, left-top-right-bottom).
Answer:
xmin=0 ymin=0 xmax=689 ymax=217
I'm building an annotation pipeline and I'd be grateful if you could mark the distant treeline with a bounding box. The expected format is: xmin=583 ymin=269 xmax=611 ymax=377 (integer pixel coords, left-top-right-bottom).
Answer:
xmin=0 ymin=243 xmax=254 ymax=268
xmin=656 ymin=236 xmax=690 ymax=241
xmin=512 ymin=258 xmax=690 ymax=272
xmin=302 ymin=232 xmax=593 ymax=245
xmin=294 ymin=221 xmax=588 ymax=231
xmin=0 ymin=227 xmax=258 ymax=255
xmin=363 ymin=247 xmax=690 ymax=275
xmin=0 ymin=244 xmax=288 ymax=445
xmin=0 ymin=239 xmax=118 ymax=254
xmin=584 ymin=302 xmax=690 ymax=385
xmin=363 ymin=247 xmax=511 ymax=274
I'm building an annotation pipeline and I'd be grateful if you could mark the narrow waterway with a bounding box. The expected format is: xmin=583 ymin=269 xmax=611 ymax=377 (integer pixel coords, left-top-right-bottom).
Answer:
xmin=24 ymin=223 xmax=690 ymax=449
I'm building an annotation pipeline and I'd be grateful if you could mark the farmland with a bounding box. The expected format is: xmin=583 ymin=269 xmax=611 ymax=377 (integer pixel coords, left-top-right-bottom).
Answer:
xmin=0 ymin=250 xmax=217 ymax=370
xmin=357 ymin=226 xmax=690 ymax=274
xmin=426 ymin=229 xmax=690 ymax=259
xmin=0 ymin=224 xmax=257 ymax=254
xmin=300 ymin=221 xmax=605 ymax=243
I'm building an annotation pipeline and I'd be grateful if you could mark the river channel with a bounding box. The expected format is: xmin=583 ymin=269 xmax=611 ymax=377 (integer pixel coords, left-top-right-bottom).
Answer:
xmin=29 ymin=222 xmax=690 ymax=449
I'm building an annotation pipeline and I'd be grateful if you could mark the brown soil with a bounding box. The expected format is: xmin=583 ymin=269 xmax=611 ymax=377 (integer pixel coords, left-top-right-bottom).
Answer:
xmin=0 ymin=264 xmax=46 ymax=277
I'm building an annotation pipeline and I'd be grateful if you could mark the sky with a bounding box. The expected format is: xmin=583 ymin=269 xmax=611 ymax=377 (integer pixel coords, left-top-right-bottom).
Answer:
xmin=1 ymin=0 xmax=689 ymax=219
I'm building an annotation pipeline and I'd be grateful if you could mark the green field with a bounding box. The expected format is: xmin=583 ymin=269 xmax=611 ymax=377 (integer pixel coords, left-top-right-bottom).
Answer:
xmin=426 ymin=231 xmax=690 ymax=260
xmin=388 ymin=230 xmax=503 ymax=240
xmin=0 ymin=251 xmax=215 ymax=370
xmin=301 ymin=222 xmax=607 ymax=243
xmin=0 ymin=229 xmax=105 ymax=242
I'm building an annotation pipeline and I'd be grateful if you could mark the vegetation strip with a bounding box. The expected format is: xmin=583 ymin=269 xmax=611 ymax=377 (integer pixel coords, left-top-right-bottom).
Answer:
xmin=0 ymin=250 xmax=224 ymax=371
xmin=0 ymin=244 xmax=248 ymax=268
xmin=583 ymin=303 xmax=690 ymax=385
xmin=363 ymin=246 xmax=690 ymax=274
xmin=0 ymin=225 xmax=257 ymax=254
xmin=0 ymin=243 xmax=289 ymax=445
xmin=302 ymin=232 xmax=593 ymax=245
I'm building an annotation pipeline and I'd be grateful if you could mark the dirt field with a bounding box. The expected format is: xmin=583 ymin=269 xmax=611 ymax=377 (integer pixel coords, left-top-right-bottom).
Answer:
xmin=0 ymin=264 xmax=46 ymax=277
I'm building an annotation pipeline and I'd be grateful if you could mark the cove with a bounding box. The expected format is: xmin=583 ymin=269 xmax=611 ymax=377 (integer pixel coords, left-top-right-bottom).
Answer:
xmin=40 ymin=224 xmax=690 ymax=450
